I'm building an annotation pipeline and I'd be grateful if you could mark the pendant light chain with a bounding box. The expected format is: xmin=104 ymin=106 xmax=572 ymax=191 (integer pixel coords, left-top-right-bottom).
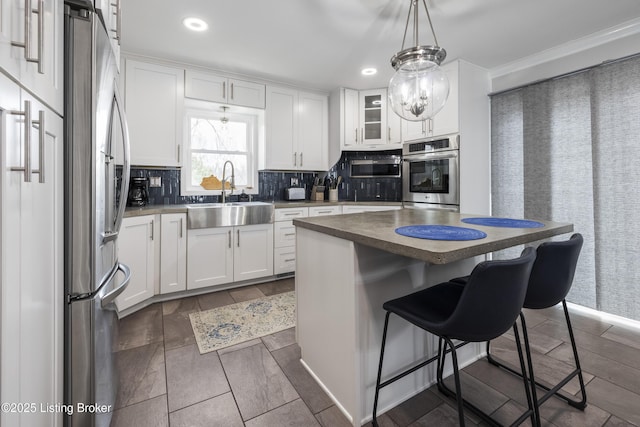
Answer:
xmin=422 ymin=0 xmax=439 ymax=46
xmin=400 ymin=0 xmax=440 ymax=51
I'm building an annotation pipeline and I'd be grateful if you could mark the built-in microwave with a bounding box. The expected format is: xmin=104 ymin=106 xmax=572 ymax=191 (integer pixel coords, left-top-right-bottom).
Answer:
xmin=349 ymin=158 xmax=402 ymax=178
xmin=402 ymin=134 xmax=459 ymax=209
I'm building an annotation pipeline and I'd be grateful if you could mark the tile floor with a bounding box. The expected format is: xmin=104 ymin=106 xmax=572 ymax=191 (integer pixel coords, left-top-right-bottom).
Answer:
xmin=113 ymin=277 xmax=640 ymax=426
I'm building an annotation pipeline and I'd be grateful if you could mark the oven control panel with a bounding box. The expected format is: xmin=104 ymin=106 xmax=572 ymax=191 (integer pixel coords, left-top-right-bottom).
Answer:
xmin=402 ymin=134 xmax=459 ymax=156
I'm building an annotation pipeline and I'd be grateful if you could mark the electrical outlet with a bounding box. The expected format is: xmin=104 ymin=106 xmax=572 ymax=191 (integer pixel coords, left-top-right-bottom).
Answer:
xmin=149 ymin=176 xmax=162 ymax=187
xmin=290 ymin=177 xmax=299 ymax=186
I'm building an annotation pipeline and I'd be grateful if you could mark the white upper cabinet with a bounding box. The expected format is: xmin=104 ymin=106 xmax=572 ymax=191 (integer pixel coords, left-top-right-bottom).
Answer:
xmin=185 ymin=70 xmax=265 ymax=109
xmin=402 ymin=61 xmax=460 ymax=141
xmin=0 ymin=0 xmax=64 ymax=115
xmin=265 ymin=85 xmax=328 ymax=171
xmin=94 ymin=0 xmax=121 ymax=70
xmin=124 ymin=59 xmax=184 ymax=167
xmin=341 ymin=87 xmax=401 ymax=151
xmin=298 ymin=91 xmax=328 ymax=170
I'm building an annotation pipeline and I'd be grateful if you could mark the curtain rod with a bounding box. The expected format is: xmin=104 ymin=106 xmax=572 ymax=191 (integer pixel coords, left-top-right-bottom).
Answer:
xmin=488 ymin=51 xmax=640 ymax=97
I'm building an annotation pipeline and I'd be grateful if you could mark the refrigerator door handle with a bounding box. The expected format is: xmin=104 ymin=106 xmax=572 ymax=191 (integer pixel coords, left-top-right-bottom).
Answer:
xmin=101 ymin=263 xmax=131 ymax=308
xmin=103 ymin=82 xmax=131 ymax=243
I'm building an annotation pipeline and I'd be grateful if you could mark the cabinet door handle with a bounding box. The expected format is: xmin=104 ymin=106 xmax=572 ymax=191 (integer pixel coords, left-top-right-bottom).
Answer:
xmin=230 ymin=82 xmax=234 ymax=100
xmin=228 ymin=230 xmax=232 ymax=248
xmin=110 ymin=0 xmax=122 ymax=42
xmin=11 ymin=0 xmax=44 ymax=74
xmin=428 ymin=118 xmax=433 ymax=133
xmin=388 ymin=126 xmax=391 ymax=141
xmin=300 ymin=152 xmax=303 ymax=167
xmin=150 ymin=220 xmax=154 ymax=240
xmin=31 ymin=110 xmax=46 ymax=183
xmin=354 ymin=128 xmax=357 ymax=143
xmin=179 ymin=218 xmax=183 ymax=238
xmin=293 ymin=152 xmax=297 ymax=167
xmin=222 ymin=81 xmax=226 ymax=99
xmin=284 ymin=232 xmax=296 ymax=237
xmin=177 ymin=144 xmax=181 ymax=163
xmin=8 ymin=100 xmax=32 ymax=183
xmin=237 ymin=229 xmax=240 ymax=247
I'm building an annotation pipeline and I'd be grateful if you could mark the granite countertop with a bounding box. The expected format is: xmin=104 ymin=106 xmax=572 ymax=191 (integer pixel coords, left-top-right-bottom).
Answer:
xmin=124 ymin=201 xmax=402 ymax=217
xmin=293 ymin=209 xmax=573 ymax=265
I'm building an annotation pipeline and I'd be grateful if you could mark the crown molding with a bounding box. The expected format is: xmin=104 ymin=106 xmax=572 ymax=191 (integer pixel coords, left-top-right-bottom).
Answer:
xmin=490 ymin=17 xmax=640 ymax=78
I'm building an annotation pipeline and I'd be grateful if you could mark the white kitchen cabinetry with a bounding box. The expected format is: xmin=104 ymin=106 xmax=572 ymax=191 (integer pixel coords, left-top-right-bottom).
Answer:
xmin=274 ymin=207 xmax=308 ymax=275
xmin=124 ymin=59 xmax=184 ymax=166
xmin=188 ymin=227 xmax=234 ymax=289
xmin=1 ymin=73 xmax=64 ymax=427
xmin=94 ymin=0 xmax=121 ymax=69
xmin=160 ymin=213 xmax=187 ymax=294
xmin=341 ymin=88 xmax=401 ymax=150
xmin=185 ymin=70 xmax=265 ymax=108
xmin=116 ymin=215 xmax=159 ymax=311
xmin=402 ymin=61 xmax=460 ymax=141
xmin=308 ymin=205 xmax=342 ymax=216
xmin=265 ymin=86 xmax=328 ymax=170
xmin=234 ymin=224 xmax=274 ymax=282
xmin=341 ymin=205 xmax=401 ymax=214
xmin=0 ymin=0 xmax=64 ymax=115
xmin=187 ymin=224 xmax=273 ymax=289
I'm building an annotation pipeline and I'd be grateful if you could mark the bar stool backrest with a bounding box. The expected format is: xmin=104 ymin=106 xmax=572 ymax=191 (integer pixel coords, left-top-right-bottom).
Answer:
xmin=444 ymin=247 xmax=536 ymax=342
xmin=525 ymin=233 xmax=583 ymax=310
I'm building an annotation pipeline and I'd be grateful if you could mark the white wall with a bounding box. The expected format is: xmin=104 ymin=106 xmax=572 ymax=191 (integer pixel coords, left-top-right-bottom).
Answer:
xmin=490 ymin=18 xmax=640 ymax=93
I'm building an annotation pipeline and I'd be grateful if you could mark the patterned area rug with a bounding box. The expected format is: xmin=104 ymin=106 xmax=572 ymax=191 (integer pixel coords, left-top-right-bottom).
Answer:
xmin=189 ymin=291 xmax=296 ymax=354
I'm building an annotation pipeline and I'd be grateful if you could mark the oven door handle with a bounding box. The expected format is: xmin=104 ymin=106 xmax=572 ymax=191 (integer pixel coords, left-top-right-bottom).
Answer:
xmin=403 ymin=151 xmax=459 ymax=162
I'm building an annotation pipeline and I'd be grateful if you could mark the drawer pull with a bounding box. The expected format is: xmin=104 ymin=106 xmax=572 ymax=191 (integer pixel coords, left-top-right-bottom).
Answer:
xmin=284 ymin=258 xmax=295 ymax=263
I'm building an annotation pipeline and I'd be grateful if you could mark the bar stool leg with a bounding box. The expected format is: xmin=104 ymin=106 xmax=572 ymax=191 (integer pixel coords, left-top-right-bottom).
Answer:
xmin=442 ymin=337 xmax=464 ymax=427
xmin=487 ymin=302 xmax=587 ymax=411
xmin=513 ymin=319 xmax=539 ymax=427
xmin=372 ymin=312 xmax=391 ymax=427
xmin=562 ymin=300 xmax=588 ymax=409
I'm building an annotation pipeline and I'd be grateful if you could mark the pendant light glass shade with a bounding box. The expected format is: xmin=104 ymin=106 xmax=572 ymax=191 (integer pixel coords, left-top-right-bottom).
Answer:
xmin=388 ymin=0 xmax=449 ymax=121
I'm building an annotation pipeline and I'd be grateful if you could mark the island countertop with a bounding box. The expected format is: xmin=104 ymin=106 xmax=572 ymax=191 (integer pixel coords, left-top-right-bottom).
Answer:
xmin=293 ymin=209 xmax=573 ymax=264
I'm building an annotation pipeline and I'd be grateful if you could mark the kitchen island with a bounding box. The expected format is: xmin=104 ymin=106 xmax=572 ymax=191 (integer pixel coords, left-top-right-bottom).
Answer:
xmin=293 ymin=209 xmax=572 ymax=426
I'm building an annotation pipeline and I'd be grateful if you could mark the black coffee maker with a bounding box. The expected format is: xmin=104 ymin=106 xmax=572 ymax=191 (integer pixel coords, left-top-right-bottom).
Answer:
xmin=127 ymin=177 xmax=149 ymax=206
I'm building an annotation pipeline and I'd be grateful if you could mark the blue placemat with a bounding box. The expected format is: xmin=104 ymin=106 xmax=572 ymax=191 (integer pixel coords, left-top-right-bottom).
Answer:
xmin=395 ymin=225 xmax=487 ymax=241
xmin=461 ymin=217 xmax=544 ymax=228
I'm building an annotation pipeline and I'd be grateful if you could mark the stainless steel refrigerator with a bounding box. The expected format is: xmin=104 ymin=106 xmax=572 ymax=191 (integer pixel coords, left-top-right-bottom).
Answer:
xmin=64 ymin=1 xmax=131 ymax=426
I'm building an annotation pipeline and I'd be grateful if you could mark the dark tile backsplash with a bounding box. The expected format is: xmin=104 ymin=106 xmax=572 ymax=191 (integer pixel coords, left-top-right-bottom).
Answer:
xmin=122 ymin=149 xmax=402 ymax=205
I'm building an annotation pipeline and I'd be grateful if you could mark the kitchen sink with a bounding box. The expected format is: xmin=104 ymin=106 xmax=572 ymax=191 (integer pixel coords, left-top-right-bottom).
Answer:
xmin=186 ymin=202 xmax=274 ymax=229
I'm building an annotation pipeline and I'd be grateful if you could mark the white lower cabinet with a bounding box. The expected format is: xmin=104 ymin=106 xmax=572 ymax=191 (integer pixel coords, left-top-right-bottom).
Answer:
xmin=308 ymin=205 xmax=342 ymax=217
xmin=274 ymin=207 xmax=308 ymax=275
xmin=160 ymin=213 xmax=187 ymax=294
xmin=187 ymin=223 xmax=274 ymax=290
xmin=234 ymin=224 xmax=274 ymax=282
xmin=187 ymin=227 xmax=234 ymax=289
xmin=116 ymin=215 xmax=159 ymax=311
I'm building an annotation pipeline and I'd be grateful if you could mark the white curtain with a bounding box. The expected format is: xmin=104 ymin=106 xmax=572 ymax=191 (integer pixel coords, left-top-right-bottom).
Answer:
xmin=490 ymin=56 xmax=640 ymax=320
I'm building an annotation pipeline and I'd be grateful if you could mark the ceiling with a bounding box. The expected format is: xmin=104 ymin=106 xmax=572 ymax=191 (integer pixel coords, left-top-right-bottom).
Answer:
xmin=121 ymin=0 xmax=640 ymax=92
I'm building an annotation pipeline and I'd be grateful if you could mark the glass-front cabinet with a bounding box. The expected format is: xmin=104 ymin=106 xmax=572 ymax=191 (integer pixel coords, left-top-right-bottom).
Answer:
xmin=359 ymin=89 xmax=387 ymax=145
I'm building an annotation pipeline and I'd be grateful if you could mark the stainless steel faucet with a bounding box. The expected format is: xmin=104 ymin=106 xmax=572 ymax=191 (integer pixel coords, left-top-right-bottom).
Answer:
xmin=221 ymin=160 xmax=235 ymax=203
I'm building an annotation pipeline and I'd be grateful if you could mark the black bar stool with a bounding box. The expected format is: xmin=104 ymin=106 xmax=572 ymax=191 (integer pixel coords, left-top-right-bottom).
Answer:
xmin=487 ymin=233 xmax=587 ymax=420
xmin=372 ymin=248 xmax=537 ymax=427
xmin=450 ymin=233 xmax=587 ymax=423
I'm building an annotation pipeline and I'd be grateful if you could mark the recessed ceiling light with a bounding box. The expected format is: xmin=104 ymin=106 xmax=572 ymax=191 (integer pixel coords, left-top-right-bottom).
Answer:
xmin=183 ymin=17 xmax=208 ymax=32
xmin=361 ymin=68 xmax=377 ymax=76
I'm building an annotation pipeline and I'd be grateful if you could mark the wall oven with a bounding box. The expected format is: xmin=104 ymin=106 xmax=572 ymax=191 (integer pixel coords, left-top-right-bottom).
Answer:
xmin=402 ymin=134 xmax=460 ymax=211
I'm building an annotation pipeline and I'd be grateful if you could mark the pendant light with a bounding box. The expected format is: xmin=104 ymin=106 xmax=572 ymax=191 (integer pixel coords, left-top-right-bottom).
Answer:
xmin=388 ymin=0 xmax=449 ymax=121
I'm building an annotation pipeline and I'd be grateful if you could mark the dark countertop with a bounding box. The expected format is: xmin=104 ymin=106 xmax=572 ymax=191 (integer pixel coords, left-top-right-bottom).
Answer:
xmin=124 ymin=201 xmax=402 ymax=218
xmin=293 ymin=209 xmax=573 ymax=265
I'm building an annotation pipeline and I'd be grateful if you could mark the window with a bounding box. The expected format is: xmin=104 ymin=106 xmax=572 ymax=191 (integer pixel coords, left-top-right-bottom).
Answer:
xmin=182 ymin=100 xmax=263 ymax=195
